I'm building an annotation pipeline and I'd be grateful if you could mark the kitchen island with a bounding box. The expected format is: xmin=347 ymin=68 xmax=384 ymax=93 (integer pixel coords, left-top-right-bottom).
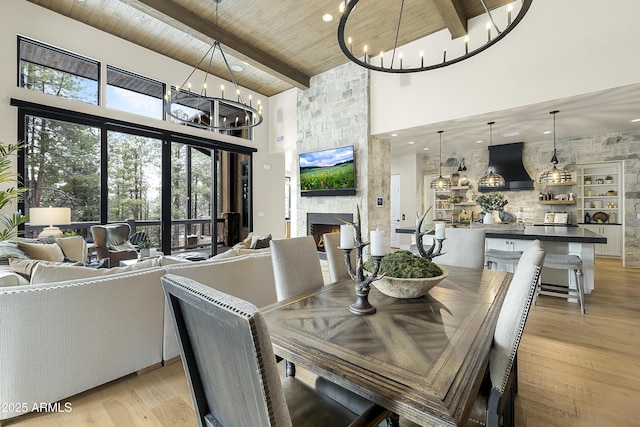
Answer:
xmin=396 ymin=225 xmax=607 ymax=295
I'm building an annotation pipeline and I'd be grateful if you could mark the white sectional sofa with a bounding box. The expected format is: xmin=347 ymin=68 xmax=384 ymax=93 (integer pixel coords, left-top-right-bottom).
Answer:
xmin=0 ymin=248 xmax=277 ymax=424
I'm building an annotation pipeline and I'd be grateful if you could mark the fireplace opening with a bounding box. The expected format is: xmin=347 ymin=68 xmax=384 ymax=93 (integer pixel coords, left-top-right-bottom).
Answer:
xmin=307 ymin=213 xmax=353 ymax=254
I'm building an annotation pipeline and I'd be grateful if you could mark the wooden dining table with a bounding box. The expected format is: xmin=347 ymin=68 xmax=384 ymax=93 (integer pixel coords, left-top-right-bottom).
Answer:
xmin=262 ymin=266 xmax=513 ymax=427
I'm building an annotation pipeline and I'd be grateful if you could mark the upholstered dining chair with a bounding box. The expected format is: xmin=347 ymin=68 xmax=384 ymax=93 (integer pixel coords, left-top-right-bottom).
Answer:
xmin=161 ymin=274 xmax=390 ymax=427
xmin=466 ymin=239 xmax=544 ymax=427
xmin=435 ymin=228 xmax=486 ymax=269
xmin=323 ymin=231 xmax=355 ymax=282
xmin=90 ymin=223 xmax=138 ymax=267
xmin=270 ymin=236 xmax=325 ymax=376
xmin=270 ymin=236 xmax=325 ymax=301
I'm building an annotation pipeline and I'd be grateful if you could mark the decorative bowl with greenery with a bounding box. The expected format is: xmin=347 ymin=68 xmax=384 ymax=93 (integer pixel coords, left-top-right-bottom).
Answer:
xmin=364 ymin=250 xmax=448 ymax=298
xmin=474 ymin=192 xmax=508 ymax=214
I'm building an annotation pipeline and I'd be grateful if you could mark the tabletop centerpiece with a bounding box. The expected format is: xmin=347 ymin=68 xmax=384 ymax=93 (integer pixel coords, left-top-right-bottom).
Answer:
xmin=358 ymin=209 xmax=448 ymax=299
xmin=338 ymin=206 xmax=385 ymax=315
xmin=364 ymin=250 xmax=448 ymax=298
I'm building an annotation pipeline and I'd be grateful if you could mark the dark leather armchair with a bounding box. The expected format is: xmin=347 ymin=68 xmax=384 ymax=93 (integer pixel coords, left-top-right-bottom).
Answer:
xmin=90 ymin=223 xmax=138 ymax=267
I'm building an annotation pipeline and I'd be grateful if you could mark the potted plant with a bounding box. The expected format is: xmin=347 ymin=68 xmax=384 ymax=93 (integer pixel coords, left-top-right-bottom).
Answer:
xmin=137 ymin=240 xmax=153 ymax=258
xmin=474 ymin=192 xmax=508 ymax=224
xmin=605 ymin=175 xmax=613 ymax=184
xmin=0 ymin=143 xmax=28 ymax=241
xmin=364 ymin=250 xmax=448 ymax=298
xmin=584 ymin=176 xmax=592 ymax=184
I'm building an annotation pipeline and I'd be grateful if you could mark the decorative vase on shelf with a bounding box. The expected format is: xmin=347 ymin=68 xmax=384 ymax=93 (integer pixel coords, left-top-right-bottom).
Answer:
xmin=483 ymin=212 xmax=495 ymax=224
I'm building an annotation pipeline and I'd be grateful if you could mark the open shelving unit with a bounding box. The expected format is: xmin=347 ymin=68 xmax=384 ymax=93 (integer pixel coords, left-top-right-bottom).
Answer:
xmin=576 ymin=162 xmax=624 ymax=257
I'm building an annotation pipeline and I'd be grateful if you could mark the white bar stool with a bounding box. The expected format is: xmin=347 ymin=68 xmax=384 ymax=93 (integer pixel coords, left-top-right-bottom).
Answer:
xmin=536 ymin=254 xmax=585 ymax=314
xmin=485 ymin=249 xmax=523 ymax=272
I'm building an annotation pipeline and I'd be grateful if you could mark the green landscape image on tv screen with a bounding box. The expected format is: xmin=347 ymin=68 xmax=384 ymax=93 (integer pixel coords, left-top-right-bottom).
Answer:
xmin=299 ymin=146 xmax=355 ymax=193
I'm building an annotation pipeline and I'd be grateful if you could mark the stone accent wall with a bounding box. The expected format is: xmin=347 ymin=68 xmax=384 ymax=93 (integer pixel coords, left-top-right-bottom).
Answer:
xmin=295 ymin=62 xmax=391 ymax=249
xmin=420 ymin=133 xmax=640 ymax=267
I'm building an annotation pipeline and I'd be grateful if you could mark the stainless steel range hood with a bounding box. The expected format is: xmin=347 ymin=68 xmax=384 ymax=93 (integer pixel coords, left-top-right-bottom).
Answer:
xmin=478 ymin=142 xmax=534 ymax=192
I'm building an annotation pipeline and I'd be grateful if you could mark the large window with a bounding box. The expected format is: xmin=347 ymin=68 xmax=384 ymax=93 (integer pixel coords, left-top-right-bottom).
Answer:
xmin=18 ymin=37 xmax=99 ymax=105
xmin=107 ymin=131 xmax=163 ymax=246
xmin=106 ymin=66 xmax=164 ymax=119
xmin=23 ymin=115 xmax=101 ymax=226
xmin=15 ymin=100 xmax=255 ymax=255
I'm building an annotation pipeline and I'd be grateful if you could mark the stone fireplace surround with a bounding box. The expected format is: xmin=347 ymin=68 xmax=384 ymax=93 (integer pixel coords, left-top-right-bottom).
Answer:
xmin=307 ymin=213 xmax=354 ymax=256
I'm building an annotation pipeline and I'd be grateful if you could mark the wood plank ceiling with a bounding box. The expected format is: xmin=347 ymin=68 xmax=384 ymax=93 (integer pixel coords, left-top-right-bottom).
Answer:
xmin=26 ymin=0 xmax=512 ymax=97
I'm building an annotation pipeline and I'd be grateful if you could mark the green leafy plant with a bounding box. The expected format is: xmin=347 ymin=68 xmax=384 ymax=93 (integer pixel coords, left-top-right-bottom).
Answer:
xmin=137 ymin=240 xmax=152 ymax=249
xmin=474 ymin=192 xmax=508 ymax=214
xmin=364 ymin=250 xmax=443 ymax=279
xmin=605 ymin=175 xmax=613 ymax=181
xmin=0 ymin=144 xmax=28 ymax=241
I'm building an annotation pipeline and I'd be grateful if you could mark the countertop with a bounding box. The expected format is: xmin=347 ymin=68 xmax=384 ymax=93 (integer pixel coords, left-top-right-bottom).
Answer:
xmin=396 ymin=225 xmax=607 ymax=244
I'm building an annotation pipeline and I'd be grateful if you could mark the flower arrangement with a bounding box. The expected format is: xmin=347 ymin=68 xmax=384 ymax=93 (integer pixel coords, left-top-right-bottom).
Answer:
xmin=474 ymin=192 xmax=508 ymax=214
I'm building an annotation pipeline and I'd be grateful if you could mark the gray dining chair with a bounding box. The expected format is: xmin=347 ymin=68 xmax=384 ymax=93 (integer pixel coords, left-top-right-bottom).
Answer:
xmin=270 ymin=235 xmax=325 ymax=376
xmin=270 ymin=236 xmax=325 ymax=300
xmin=162 ymin=274 xmax=389 ymax=427
xmin=467 ymin=239 xmax=544 ymax=427
xmin=435 ymin=228 xmax=486 ymax=269
xmin=323 ymin=231 xmax=355 ymax=282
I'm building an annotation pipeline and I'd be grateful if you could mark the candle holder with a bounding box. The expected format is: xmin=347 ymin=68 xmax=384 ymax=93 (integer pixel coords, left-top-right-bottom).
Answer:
xmin=338 ymin=206 xmax=383 ymax=315
xmin=414 ymin=211 xmax=447 ymax=261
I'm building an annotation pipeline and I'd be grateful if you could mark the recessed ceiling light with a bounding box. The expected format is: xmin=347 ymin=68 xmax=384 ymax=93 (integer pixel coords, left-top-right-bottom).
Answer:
xmin=391 ymin=133 xmax=398 ymax=137
xmin=408 ymin=141 xmax=415 ymax=145
xmin=631 ymin=118 xmax=640 ymax=122
xmin=231 ymin=65 xmax=243 ymax=72
xmin=500 ymin=131 xmax=520 ymax=137
xmin=423 ymin=147 xmax=430 ymax=151
xmin=476 ymin=140 xmax=483 ymax=143
xmin=322 ymin=13 xmax=334 ymax=22
xmin=543 ymin=130 xmax=552 ymax=134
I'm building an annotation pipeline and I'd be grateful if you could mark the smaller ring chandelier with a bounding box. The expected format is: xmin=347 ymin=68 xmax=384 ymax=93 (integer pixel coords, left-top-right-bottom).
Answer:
xmin=338 ymin=0 xmax=533 ymax=73
xmin=165 ymin=0 xmax=263 ymax=132
xmin=539 ymin=110 xmax=572 ymax=184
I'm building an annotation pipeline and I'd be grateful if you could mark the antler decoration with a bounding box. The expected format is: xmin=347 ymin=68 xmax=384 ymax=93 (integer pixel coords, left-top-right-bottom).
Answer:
xmin=337 ymin=205 xmax=383 ymax=315
xmin=414 ymin=207 xmax=447 ymax=261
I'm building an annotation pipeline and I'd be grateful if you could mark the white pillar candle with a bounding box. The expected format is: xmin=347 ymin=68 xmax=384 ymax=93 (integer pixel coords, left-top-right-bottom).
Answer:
xmin=435 ymin=222 xmax=446 ymax=240
xmin=370 ymin=229 xmax=385 ymax=256
xmin=340 ymin=224 xmax=355 ymax=249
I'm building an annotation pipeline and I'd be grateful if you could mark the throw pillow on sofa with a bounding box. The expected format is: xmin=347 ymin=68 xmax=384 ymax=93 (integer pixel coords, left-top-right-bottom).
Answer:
xmin=0 ymin=241 xmax=29 ymax=265
xmin=15 ymin=241 xmax=65 ymax=262
xmin=8 ymin=258 xmax=83 ymax=280
xmin=250 ymin=233 xmax=272 ymax=249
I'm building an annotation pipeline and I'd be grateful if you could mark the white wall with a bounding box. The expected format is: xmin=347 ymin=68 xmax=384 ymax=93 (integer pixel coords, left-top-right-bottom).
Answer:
xmin=370 ymin=0 xmax=640 ymax=135
xmin=1 ymin=1 xmax=283 ymax=237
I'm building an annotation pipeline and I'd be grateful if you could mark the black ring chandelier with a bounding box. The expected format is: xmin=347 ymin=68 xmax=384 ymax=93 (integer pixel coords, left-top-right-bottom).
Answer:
xmin=165 ymin=0 xmax=263 ymax=131
xmin=337 ymin=0 xmax=533 ymax=73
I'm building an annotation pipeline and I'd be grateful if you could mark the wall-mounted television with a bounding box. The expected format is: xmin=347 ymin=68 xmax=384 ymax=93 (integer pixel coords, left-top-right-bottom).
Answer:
xmin=299 ymin=146 xmax=356 ymax=197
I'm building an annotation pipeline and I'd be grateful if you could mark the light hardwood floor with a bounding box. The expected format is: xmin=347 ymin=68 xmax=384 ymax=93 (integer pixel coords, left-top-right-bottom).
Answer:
xmin=5 ymin=258 xmax=639 ymax=427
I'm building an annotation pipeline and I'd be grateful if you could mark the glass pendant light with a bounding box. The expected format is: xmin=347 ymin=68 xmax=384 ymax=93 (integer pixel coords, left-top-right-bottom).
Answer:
xmin=539 ymin=110 xmax=572 ymax=183
xmin=478 ymin=121 xmax=506 ymax=188
xmin=430 ymin=130 xmax=451 ymax=190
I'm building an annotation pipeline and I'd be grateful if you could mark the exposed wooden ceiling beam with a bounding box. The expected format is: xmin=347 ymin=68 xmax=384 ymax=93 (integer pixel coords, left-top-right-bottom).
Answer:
xmin=432 ymin=0 xmax=468 ymax=39
xmin=134 ymin=0 xmax=310 ymax=90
